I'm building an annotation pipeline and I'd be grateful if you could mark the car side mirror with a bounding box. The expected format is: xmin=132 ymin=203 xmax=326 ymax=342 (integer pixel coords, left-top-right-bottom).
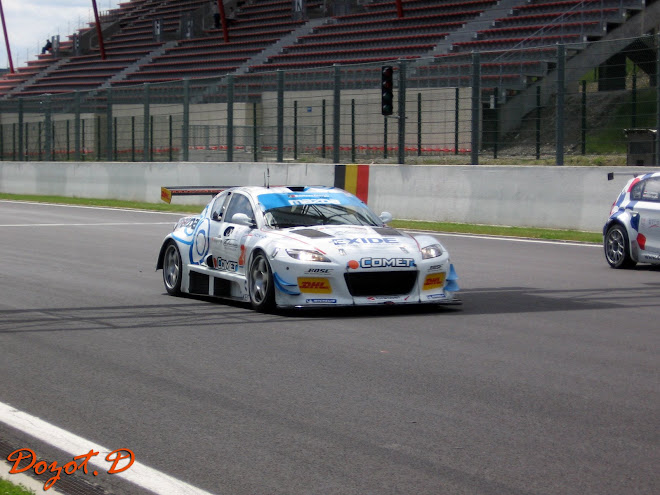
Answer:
xmin=379 ymin=211 xmax=393 ymax=224
xmin=231 ymin=212 xmax=255 ymax=228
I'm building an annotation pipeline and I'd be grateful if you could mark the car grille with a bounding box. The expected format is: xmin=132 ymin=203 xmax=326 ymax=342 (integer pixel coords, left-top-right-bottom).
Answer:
xmin=344 ymin=271 xmax=418 ymax=297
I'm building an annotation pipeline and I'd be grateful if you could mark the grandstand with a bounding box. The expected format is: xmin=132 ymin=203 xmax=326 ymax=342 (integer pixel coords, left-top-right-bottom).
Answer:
xmin=0 ymin=0 xmax=659 ymax=163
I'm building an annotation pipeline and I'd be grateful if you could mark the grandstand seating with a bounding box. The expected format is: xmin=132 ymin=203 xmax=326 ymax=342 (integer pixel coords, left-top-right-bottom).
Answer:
xmin=114 ymin=0 xmax=315 ymax=85
xmin=0 ymin=0 xmax=652 ymax=98
xmin=412 ymin=0 xmax=645 ymax=89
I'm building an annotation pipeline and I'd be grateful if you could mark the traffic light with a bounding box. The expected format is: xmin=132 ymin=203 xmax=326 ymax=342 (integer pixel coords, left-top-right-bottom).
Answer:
xmin=381 ymin=65 xmax=393 ymax=116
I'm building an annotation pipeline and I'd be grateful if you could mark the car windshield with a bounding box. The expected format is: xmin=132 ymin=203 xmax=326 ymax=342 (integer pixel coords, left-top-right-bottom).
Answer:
xmin=264 ymin=203 xmax=383 ymax=228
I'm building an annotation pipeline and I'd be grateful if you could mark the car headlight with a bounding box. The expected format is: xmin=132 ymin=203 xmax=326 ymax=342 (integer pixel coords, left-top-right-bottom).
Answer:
xmin=285 ymin=249 xmax=331 ymax=262
xmin=421 ymin=244 xmax=444 ymax=259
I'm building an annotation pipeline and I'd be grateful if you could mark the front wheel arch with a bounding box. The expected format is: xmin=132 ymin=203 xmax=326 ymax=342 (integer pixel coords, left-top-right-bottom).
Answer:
xmin=162 ymin=240 xmax=184 ymax=295
xmin=247 ymin=250 xmax=276 ymax=312
xmin=604 ymin=222 xmax=636 ymax=269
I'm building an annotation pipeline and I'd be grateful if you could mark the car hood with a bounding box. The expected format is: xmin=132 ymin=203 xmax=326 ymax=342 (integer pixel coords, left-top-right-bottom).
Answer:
xmin=282 ymin=225 xmax=421 ymax=256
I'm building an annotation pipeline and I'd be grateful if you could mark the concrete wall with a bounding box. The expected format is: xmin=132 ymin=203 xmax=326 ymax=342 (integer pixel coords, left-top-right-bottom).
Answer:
xmin=0 ymin=160 xmax=634 ymax=231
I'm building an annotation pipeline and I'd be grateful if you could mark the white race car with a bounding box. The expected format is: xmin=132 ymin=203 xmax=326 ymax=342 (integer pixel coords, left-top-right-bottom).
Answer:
xmin=156 ymin=185 xmax=460 ymax=311
xmin=604 ymin=171 xmax=660 ymax=268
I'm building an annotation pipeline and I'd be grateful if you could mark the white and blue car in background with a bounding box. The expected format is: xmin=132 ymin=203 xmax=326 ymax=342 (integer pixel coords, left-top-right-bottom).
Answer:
xmin=604 ymin=171 xmax=660 ymax=268
xmin=157 ymin=185 xmax=460 ymax=311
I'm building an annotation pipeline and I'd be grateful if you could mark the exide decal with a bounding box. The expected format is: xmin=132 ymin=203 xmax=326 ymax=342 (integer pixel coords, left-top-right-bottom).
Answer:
xmin=332 ymin=237 xmax=398 ymax=246
xmin=358 ymin=257 xmax=416 ymax=268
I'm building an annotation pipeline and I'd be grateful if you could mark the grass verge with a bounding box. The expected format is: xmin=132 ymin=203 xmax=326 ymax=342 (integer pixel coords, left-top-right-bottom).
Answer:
xmin=0 ymin=478 xmax=35 ymax=495
xmin=0 ymin=193 xmax=602 ymax=244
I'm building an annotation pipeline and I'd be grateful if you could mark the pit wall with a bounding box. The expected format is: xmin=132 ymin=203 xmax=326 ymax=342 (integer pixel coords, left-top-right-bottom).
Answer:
xmin=0 ymin=161 xmax=638 ymax=232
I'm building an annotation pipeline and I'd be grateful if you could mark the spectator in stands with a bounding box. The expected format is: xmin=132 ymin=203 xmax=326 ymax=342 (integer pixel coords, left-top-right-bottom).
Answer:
xmin=227 ymin=6 xmax=236 ymax=24
xmin=41 ymin=39 xmax=52 ymax=54
xmin=211 ymin=2 xmax=220 ymax=29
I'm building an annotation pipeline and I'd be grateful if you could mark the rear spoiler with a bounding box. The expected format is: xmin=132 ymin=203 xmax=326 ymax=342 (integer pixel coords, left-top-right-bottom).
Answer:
xmin=160 ymin=186 xmax=232 ymax=203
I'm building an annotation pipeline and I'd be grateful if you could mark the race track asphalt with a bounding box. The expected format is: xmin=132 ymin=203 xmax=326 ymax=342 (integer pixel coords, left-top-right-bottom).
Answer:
xmin=0 ymin=200 xmax=658 ymax=495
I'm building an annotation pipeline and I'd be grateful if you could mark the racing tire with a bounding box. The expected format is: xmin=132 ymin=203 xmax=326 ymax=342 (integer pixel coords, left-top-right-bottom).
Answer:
xmin=248 ymin=251 xmax=275 ymax=312
xmin=162 ymin=241 xmax=183 ymax=295
xmin=604 ymin=224 xmax=636 ymax=269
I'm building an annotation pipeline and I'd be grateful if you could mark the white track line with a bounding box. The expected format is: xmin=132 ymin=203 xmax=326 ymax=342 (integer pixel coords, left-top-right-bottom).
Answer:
xmin=0 ymin=401 xmax=214 ymax=495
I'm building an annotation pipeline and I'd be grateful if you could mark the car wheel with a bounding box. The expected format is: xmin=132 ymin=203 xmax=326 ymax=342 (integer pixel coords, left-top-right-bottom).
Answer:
xmin=163 ymin=241 xmax=183 ymax=295
xmin=248 ymin=251 xmax=275 ymax=311
xmin=604 ymin=224 xmax=636 ymax=269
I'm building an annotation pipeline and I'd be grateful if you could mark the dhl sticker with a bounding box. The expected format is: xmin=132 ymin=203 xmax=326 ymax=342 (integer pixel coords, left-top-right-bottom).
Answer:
xmin=297 ymin=277 xmax=332 ymax=294
xmin=161 ymin=187 xmax=172 ymax=204
xmin=423 ymin=273 xmax=445 ymax=290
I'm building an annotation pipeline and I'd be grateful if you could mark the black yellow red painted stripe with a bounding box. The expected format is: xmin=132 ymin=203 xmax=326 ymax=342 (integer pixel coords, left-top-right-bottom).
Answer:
xmin=334 ymin=164 xmax=370 ymax=203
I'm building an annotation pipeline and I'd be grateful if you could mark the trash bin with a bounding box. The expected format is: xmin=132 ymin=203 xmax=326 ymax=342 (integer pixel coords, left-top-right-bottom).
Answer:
xmin=624 ymin=128 xmax=656 ymax=166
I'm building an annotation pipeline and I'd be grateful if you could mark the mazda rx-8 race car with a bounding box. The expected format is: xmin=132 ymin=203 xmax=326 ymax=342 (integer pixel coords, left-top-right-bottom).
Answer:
xmin=156 ymin=185 xmax=460 ymax=311
xmin=604 ymin=171 xmax=660 ymax=268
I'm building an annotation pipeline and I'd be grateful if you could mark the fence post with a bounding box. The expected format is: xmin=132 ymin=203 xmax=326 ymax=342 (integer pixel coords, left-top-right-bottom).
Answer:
xmin=455 ymin=88 xmax=459 ymax=155
xmin=556 ymin=44 xmax=565 ymax=166
xmin=631 ymin=65 xmax=637 ymax=128
xmin=471 ymin=52 xmax=480 ymax=165
xmin=656 ymin=32 xmax=660 ymax=166
xmin=536 ymin=86 xmax=541 ymax=159
xmin=581 ymin=80 xmax=587 ymax=155
xmin=276 ymin=69 xmax=284 ymax=162
xmin=333 ymin=65 xmax=341 ymax=163
xmin=294 ymin=100 xmax=298 ymax=160
xmin=322 ymin=99 xmax=326 ymax=159
xmin=417 ymin=92 xmax=422 ymax=157
xmin=351 ymin=98 xmax=356 ymax=162
xmin=17 ymin=98 xmax=23 ymax=161
xmin=143 ymin=83 xmax=150 ymax=162
xmin=397 ymin=59 xmax=406 ymax=164
xmin=182 ymin=78 xmax=190 ymax=162
xmin=227 ymin=74 xmax=234 ymax=162
xmin=106 ymin=87 xmax=113 ymax=161
xmin=44 ymin=94 xmax=52 ymax=161
xmin=253 ymin=102 xmax=258 ymax=162
xmin=74 ymin=91 xmax=81 ymax=161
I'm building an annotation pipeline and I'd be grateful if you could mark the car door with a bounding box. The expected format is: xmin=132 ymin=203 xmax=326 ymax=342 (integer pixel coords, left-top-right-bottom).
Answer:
xmin=633 ymin=177 xmax=660 ymax=262
xmin=210 ymin=192 xmax=257 ymax=275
